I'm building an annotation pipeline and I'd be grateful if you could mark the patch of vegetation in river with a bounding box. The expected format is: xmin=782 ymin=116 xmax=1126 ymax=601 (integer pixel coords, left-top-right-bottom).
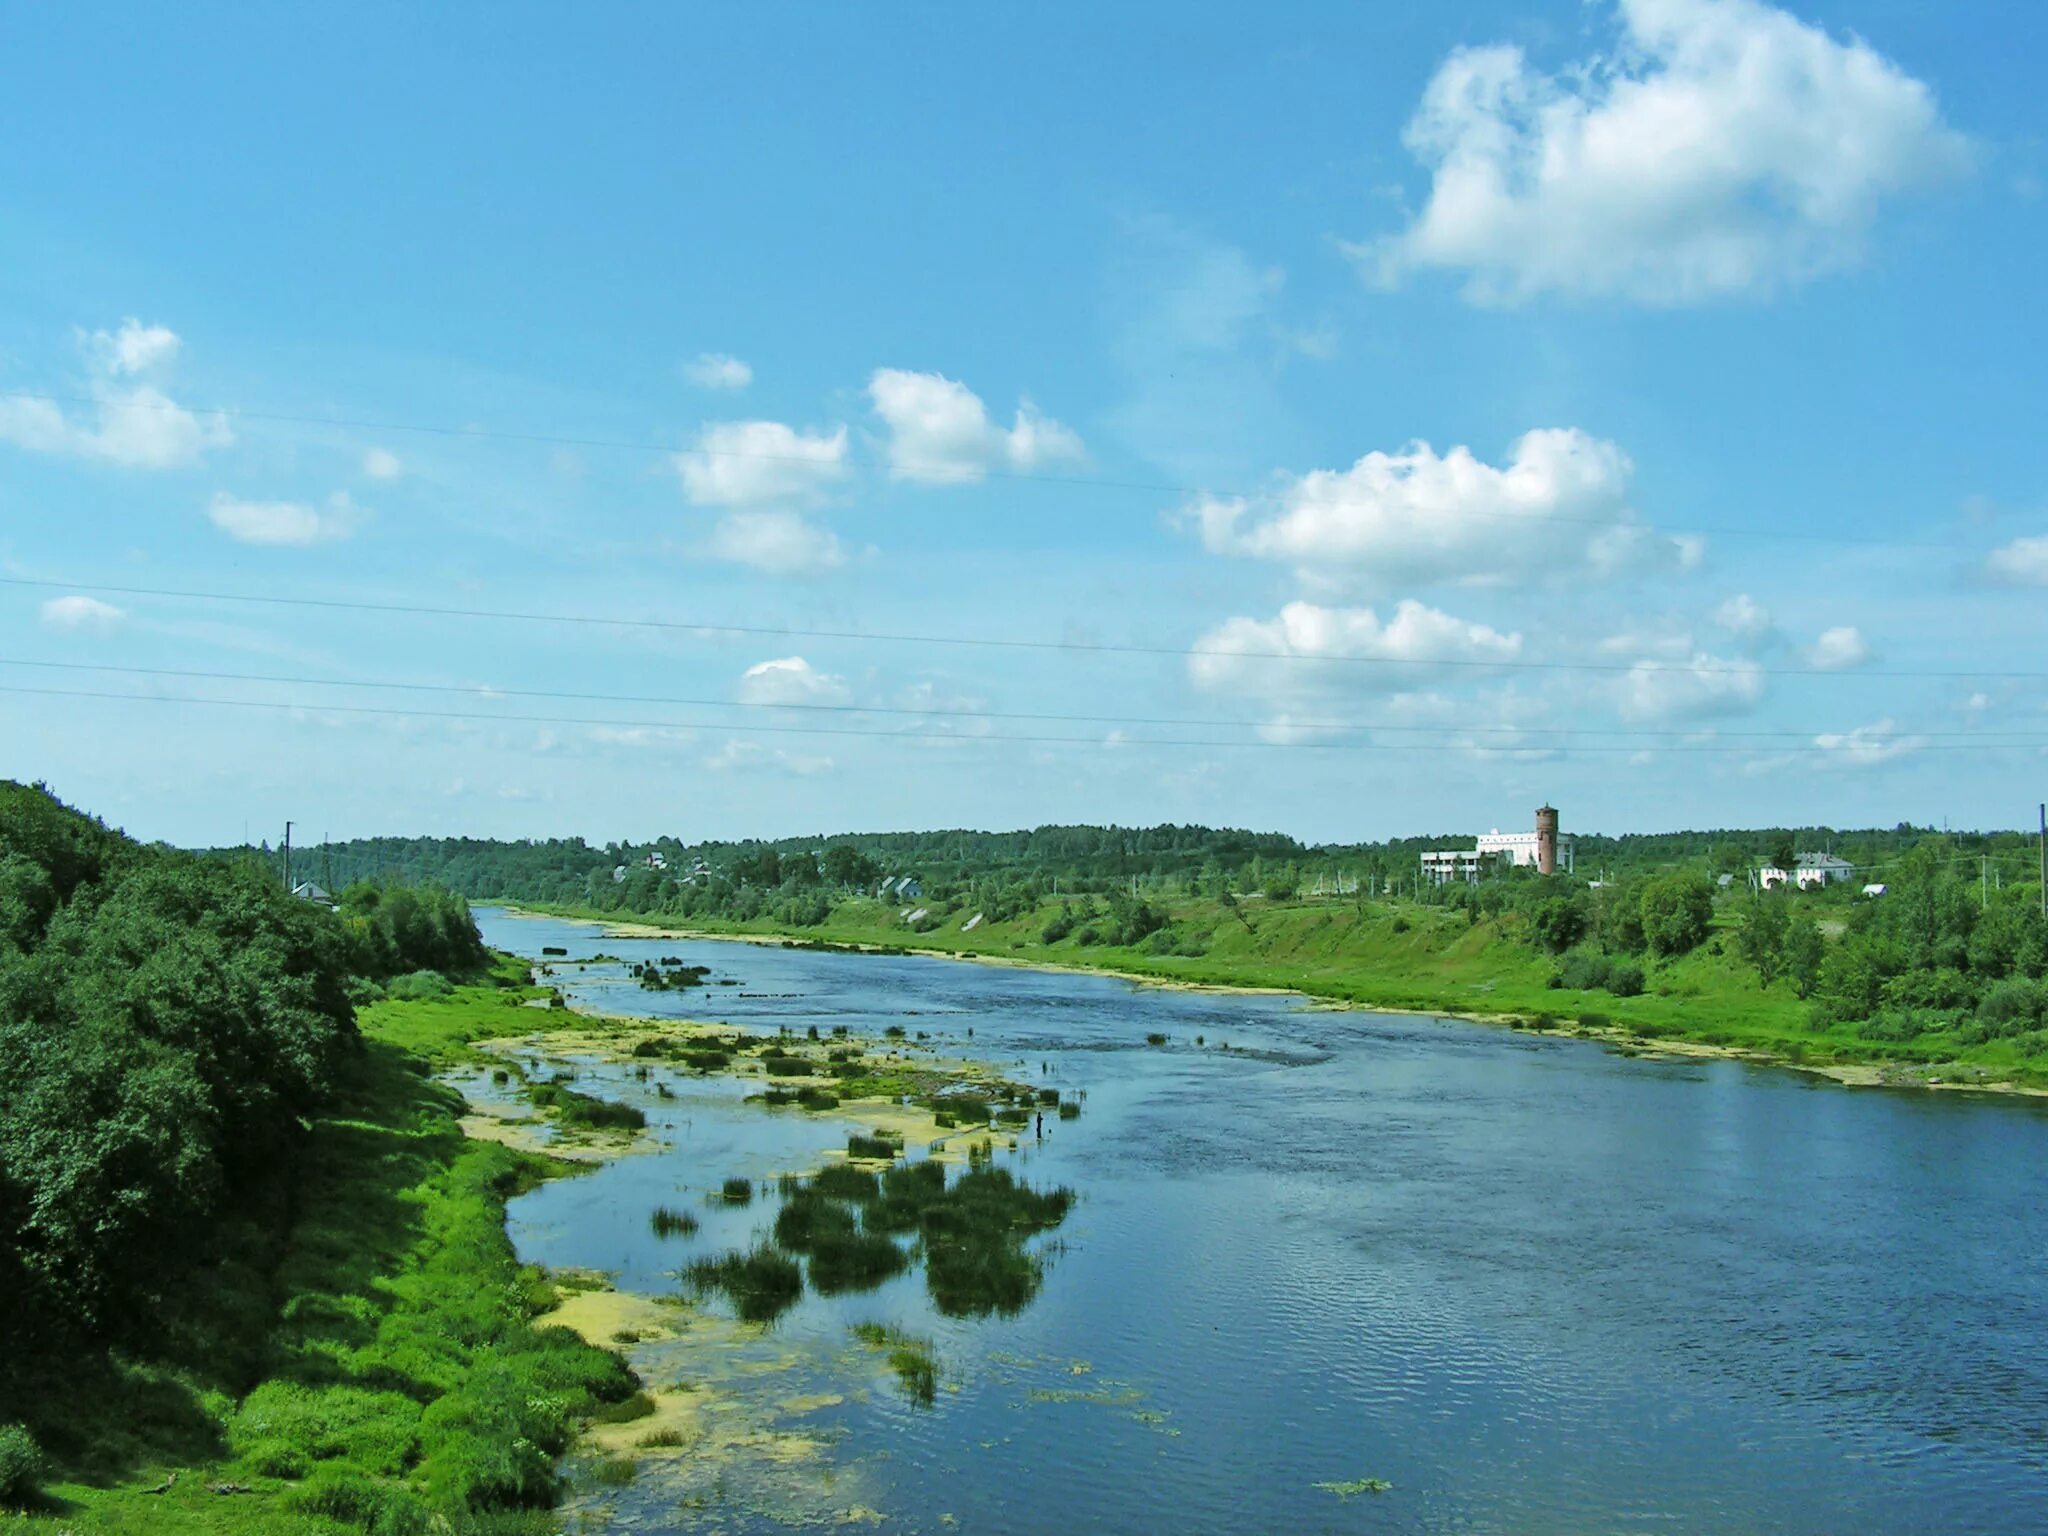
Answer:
xmin=683 ymin=1156 xmax=1077 ymax=1325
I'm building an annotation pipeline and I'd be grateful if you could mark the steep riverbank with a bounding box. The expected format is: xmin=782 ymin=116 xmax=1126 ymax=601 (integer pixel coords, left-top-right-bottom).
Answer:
xmin=2 ymin=968 xmax=644 ymax=1535
xmin=504 ymin=900 xmax=2048 ymax=1097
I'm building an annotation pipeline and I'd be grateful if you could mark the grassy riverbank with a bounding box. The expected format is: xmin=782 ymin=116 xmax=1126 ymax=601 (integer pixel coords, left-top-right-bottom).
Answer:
xmin=508 ymin=894 xmax=2048 ymax=1090
xmin=1 ymin=966 xmax=640 ymax=1534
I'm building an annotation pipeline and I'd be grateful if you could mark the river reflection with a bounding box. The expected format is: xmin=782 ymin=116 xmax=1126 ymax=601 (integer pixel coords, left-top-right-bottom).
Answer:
xmin=478 ymin=907 xmax=2048 ymax=1536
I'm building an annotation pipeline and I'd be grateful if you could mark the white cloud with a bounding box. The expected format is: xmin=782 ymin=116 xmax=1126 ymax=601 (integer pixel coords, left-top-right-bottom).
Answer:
xmin=868 ymin=369 xmax=1084 ymax=486
xmin=39 ymin=595 xmax=125 ymax=633
xmin=1184 ymin=428 xmax=1694 ymax=593
xmin=88 ymin=318 xmax=181 ymax=376
xmin=675 ymin=420 xmax=849 ymax=508
xmin=685 ymin=353 xmax=753 ymax=390
xmin=0 ymin=320 xmax=230 ymax=468
xmin=1190 ymin=598 xmax=1523 ymax=740
xmin=1713 ymin=592 xmax=1774 ymax=640
xmin=1986 ymin=534 xmax=2048 ymax=585
xmin=1804 ymin=624 xmax=1871 ymax=670
xmin=736 ymin=656 xmax=852 ymax=707
xmin=362 ymin=446 xmax=403 ymax=481
xmin=706 ymin=510 xmax=847 ymax=575
xmin=1617 ymin=651 xmax=1766 ymax=720
xmin=1815 ymin=718 xmax=1924 ymax=766
xmin=703 ymin=739 xmax=835 ymax=776
xmin=208 ymin=490 xmax=363 ymax=546
xmin=1363 ymin=0 xmax=1970 ymax=305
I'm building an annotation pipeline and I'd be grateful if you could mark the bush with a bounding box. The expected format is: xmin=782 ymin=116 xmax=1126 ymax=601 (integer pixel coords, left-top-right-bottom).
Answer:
xmin=1979 ymin=978 xmax=2048 ymax=1036
xmin=0 ymin=1424 xmax=42 ymax=1507
xmin=386 ymin=968 xmax=454 ymax=1002
xmin=1639 ymin=873 xmax=1714 ymax=958
xmin=1555 ymin=947 xmax=1612 ymax=991
xmin=1606 ymin=962 xmax=1646 ymax=998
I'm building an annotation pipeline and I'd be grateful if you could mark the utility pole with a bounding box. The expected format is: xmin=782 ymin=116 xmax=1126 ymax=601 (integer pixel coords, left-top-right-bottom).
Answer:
xmin=2039 ymin=803 xmax=2046 ymax=920
xmin=282 ymin=820 xmax=293 ymax=894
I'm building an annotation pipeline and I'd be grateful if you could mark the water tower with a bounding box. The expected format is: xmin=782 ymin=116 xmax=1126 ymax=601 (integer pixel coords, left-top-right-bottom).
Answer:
xmin=1536 ymin=805 xmax=1560 ymax=876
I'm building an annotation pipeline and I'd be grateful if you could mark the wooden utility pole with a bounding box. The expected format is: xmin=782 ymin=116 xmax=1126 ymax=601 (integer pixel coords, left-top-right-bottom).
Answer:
xmin=282 ymin=821 xmax=293 ymax=893
xmin=2039 ymin=803 xmax=2046 ymax=920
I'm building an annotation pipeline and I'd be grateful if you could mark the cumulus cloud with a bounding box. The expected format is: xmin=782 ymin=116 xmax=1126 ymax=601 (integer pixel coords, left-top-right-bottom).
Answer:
xmin=676 ymin=420 xmax=849 ymax=508
xmin=736 ymin=656 xmax=852 ymax=707
xmin=1804 ymin=624 xmax=1871 ymax=670
xmin=1189 ymin=598 xmax=1523 ymax=740
xmin=1183 ymin=428 xmax=1695 ymax=593
xmin=1362 ymin=0 xmax=1970 ymax=305
xmin=1985 ymin=534 xmax=2048 ymax=586
xmin=362 ymin=446 xmax=403 ymax=481
xmin=0 ymin=319 xmax=231 ymax=469
xmin=705 ymin=510 xmax=847 ymax=575
xmin=208 ymin=490 xmax=363 ymax=546
xmin=868 ymin=369 xmax=1084 ymax=485
xmin=1713 ymin=592 xmax=1774 ymax=640
xmin=1815 ymin=718 xmax=1924 ymax=766
xmin=685 ymin=352 xmax=753 ymax=390
xmin=89 ymin=318 xmax=181 ymax=376
xmin=1616 ymin=651 xmax=1765 ymax=720
xmin=39 ymin=595 xmax=125 ymax=633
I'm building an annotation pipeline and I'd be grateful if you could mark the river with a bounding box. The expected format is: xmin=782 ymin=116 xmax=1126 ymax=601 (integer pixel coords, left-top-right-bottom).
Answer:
xmin=473 ymin=906 xmax=2048 ymax=1535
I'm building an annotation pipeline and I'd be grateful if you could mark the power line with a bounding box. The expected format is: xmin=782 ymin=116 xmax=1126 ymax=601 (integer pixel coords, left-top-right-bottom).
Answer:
xmin=0 ymin=386 xmax=1962 ymax=552
xmin=2 ymin=680 xmax=2038 ymax=757
xmin=3 ymin=654 xmax=2043 ymax=744
xmin=7 ymin=574 xmax=2043 ymax=680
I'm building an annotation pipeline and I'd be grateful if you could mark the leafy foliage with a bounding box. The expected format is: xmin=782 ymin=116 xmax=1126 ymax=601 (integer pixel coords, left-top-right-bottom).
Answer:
xmin=0 ymin=782 xmax=355 ymax=1363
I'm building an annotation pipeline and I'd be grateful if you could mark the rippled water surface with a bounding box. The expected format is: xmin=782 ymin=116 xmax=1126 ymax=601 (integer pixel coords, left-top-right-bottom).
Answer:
xmin=476 ymin=908 xmax=2048 ymax=1535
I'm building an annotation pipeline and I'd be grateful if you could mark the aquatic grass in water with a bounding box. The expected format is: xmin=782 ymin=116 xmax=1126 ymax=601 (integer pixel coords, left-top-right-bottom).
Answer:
xmin=720 ymin=1177 xmax=755 ymax=1205
xmin=812 ymin=1164 xmax=880 ymax=1202
xmin=847 ymin=1133 xmax=899 ymax=1161
xmin=684 ymin=1246 xmax=803 ymax=1324
xmin=1058 ymin=1101 xmax=1081 ymax=1121
xmin=852 ymin=1323 xmax=939 ymax=1407
xmin=649 ymin=1206 xmax=699 ymax=1239
xmin=529 ymin=1081 xmax=646 ymax=1132
xmin=1314 ymin=1477 xmax=1392 ymax=1498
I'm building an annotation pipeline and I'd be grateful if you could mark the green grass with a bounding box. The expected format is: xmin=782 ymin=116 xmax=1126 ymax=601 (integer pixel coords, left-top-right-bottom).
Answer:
xmin=0 ymin=973 xmax=637 ymax=1534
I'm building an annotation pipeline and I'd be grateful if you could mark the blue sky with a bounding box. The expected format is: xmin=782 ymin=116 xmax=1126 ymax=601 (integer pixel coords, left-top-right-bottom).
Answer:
xmin=3 ymin=0 xmax=2046 ymax=847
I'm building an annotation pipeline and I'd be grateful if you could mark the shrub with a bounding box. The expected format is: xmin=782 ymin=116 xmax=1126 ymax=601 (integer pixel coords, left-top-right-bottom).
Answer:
xmin=1555 ymin=948 xmax=1612 ymax=991
xmin=1639 ymin=873 xmax=1714 ymax=958
xmin=1979 ymin=978 xmax=2048 ymax=1036
xmin=386 ymin=968 xmax=455 ymax=1002
xmin=0 ymin=1424 xmax=42 ymax=1507
xmin=1605 ymin=962 xmax=1646 ymax=998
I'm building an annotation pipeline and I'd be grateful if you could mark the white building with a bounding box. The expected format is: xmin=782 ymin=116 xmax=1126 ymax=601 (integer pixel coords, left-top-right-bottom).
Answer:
xmin=1796 ymin=853 xmax=1855 ymax=887
xmin=1419 ymin=848 xmax=1494 ymax=886
xmin=1759 ymin=853 xmax=1855 ymax=891
xmin=1476 ymin=827 xmax=1575 ymax=873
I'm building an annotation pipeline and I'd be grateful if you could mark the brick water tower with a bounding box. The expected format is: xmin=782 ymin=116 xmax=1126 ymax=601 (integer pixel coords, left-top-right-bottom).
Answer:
xmin=1535 ymin=804 xmax=1560 ymax=876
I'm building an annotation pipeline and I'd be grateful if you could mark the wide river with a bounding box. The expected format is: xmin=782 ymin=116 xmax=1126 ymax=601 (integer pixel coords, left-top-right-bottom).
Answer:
xmin=475 ymin=907 xmax=2048 ymax=1535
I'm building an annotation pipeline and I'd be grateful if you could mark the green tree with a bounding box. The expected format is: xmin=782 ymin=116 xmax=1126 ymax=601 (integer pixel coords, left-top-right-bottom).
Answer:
xmin=1639 ymin=872 xmax=1714 ymax=958
xmin=1739 ymin=895 xmax=1790 ymax=987
xmin=1784 ymin=920 xmax=1826 ymax=999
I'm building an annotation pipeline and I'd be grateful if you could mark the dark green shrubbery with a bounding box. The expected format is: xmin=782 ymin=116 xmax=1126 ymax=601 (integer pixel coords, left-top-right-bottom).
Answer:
xmin=0 ymin=1423 xmax=42 ymax=1507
